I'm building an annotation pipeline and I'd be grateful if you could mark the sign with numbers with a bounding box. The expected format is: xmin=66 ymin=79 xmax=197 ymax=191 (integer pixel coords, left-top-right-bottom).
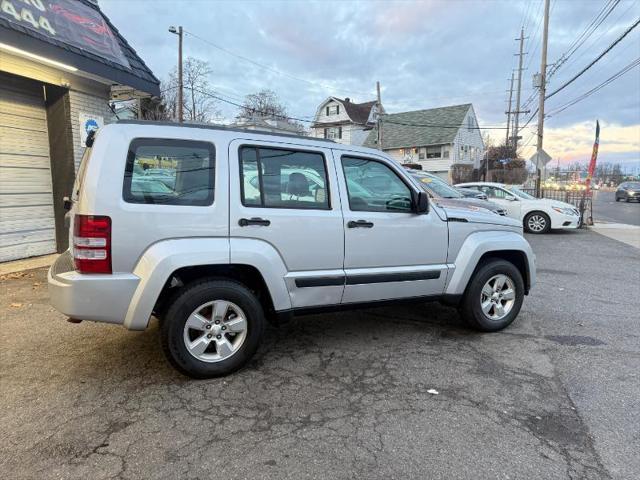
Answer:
xmin=1 ymin=0 xmax=129 ymax=66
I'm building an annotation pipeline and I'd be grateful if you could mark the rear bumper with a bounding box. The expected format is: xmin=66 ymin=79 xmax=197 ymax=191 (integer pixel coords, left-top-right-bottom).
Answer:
xmin=48 ymin=251 xmax=139 ymax=325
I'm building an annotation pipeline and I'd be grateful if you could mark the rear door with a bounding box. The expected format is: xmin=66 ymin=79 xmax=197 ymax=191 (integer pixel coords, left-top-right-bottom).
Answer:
xmin=335 ymin=152 xmax=449 ymax=304
xmin=228 ymin=139 xmax=345 ymax=308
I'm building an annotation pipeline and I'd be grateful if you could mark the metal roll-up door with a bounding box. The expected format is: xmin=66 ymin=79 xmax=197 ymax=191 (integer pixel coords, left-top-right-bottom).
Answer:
xmin=0 ymin=77 xmax=56 ymax=262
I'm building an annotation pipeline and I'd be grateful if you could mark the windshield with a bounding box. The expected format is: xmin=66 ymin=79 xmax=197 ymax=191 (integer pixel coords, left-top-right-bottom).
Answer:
xmin=624 ymin=182 xmax=640 ymax=189
xmin=507 ymin=186 xmax=535 ymax=200
xmin=410 ymin=173 xmax=462 ymax=198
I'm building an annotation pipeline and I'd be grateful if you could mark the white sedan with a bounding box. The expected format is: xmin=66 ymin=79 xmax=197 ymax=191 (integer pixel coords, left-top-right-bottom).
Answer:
xmin=455 ymin=182 xmax=581 ymax=234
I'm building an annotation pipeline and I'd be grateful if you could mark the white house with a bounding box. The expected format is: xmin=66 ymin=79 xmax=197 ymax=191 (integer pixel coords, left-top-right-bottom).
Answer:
xmin=310 ymin=97 xmax=382 ymax=145
xmin=363 ymin=104 xmax=485 ymax=182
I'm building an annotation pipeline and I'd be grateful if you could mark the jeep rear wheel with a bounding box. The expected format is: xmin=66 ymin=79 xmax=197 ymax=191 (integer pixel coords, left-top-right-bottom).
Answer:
xmin=160 ymin=279 xmax=265 ymax=378
xmin=459 ymin=259 xmax=525 ymax=332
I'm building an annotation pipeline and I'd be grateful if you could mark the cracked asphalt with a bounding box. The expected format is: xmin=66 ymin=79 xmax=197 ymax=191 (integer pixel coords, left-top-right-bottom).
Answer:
xmin=1 ymin=229 xmax=639 ymax=480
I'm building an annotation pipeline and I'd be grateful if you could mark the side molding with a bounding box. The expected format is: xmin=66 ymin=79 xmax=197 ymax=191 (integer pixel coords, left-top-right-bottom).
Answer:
xmin=445 ymin=231 xmax=536 ymax=296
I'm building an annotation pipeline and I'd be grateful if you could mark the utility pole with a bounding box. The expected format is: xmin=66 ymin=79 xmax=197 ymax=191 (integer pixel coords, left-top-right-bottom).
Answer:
xmin=376 ymin=81 xmax=383 ymax=151
xmin=513 ymin=27 xmax=527 ymax=150
xmin=169 ymin=25 xmax=184 ymax=123
xmin=535 ymin=0 xmax=551 ymax=197
xmin=505 ymin=71 xmax=515 ymax=146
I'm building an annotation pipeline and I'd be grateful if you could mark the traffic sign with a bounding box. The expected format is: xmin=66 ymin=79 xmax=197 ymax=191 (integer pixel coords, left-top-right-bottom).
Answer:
xmin=529 ymin=149 xmax=552 ymax=169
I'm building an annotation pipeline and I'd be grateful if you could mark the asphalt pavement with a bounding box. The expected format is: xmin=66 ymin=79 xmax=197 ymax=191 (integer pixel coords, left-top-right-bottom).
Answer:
xmin=592 ymin=190 xmax=640 ymax=225
xmin=1 ymin=229 xmax=639 ymax=480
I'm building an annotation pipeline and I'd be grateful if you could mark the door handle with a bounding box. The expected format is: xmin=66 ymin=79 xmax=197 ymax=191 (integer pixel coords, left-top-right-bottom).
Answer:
xmin=347 ymin=220 xmax=374 ymax=228
xmin=238 ymin=217 xmax=271 ymax=227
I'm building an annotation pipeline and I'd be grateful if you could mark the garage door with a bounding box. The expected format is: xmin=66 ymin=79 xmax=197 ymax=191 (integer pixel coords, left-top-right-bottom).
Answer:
xmin=0 ymin=77 xmax=56 ymax=262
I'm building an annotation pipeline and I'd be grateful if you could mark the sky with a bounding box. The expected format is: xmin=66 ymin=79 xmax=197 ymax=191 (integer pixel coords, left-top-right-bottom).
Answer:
xmin=100 ymin=0 xmax=640 ymax=171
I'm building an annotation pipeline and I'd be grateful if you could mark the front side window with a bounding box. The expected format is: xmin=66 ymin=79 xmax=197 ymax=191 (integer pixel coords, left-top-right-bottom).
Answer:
xmin=240 ymin=147 xmax=330 ymax=209
xmin=341 ymin=156 xmax=412 ymax=212
xmin=123 ymin=138 xmax=215 ymax=205
xmin=478 ymin=186 xmax=509 ymax=199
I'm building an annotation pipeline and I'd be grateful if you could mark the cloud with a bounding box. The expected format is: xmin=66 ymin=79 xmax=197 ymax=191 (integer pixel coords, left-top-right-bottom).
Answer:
xmin=520 ymin=121 xmax=640 ymax=165
xmin=99 ymin=0 xmax=639 ymax=163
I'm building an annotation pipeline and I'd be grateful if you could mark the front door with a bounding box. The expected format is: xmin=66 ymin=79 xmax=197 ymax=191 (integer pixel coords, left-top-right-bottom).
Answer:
xmin=335 ymin=152 xmax=449 ymax=304
xmin=228 ymin=140 xmax=345 ymax=308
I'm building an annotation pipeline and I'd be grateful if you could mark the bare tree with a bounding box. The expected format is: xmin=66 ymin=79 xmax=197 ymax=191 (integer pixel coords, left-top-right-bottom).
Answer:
xmin=236 ymin=89 xmax=306 ymax=134
xmin=165 ymin=57 xmax=219 ymax=122
xmin=237 ymin=89 xmax=287 ymax=120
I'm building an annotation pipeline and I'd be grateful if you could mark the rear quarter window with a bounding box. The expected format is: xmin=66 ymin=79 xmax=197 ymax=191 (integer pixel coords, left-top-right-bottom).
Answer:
xmin=123 ymin=138 xmax=215 ymax=206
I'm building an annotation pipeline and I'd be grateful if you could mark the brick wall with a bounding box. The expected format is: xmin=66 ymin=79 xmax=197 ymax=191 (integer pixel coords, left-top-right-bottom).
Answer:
xmin=69 ymin=88 xmax=114 ymax=171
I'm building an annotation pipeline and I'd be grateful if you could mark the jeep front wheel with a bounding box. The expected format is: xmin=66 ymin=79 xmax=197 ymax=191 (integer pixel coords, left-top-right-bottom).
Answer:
xmin=160 ymin=279 xmax=265 ymax=378
xmin=459 ymin=259 xmax=525 ymax=332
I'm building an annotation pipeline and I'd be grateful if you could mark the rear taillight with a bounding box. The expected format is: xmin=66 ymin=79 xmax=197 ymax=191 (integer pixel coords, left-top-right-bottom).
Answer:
xmin=73 ymin=215 xmax=112 ymax=274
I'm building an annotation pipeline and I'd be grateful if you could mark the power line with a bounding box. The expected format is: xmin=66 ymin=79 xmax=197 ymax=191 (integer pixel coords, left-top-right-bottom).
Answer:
xmin=184 ymin=30 xmax=374 ymax=98
xmin=547 ymin=56 xmax=640 ymax=116
xmin=548 ymin=0 xmax=620 ymax=79
xmin=381 ymin=119 xmax=510 ymax=130
xmin=546 ymin=17 xmax=640 ymax=99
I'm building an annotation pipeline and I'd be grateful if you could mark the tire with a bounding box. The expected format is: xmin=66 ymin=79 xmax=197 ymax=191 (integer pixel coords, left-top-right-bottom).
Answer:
xmin=615 ymin=197 xmax=620 ymax=202
xmin=524 ymin=211 xmax=551 ymax=234
xmin=459 ymin=259 xmax=525 ymax=332
xmin=160 ymin=279 xmax=265 ymax=378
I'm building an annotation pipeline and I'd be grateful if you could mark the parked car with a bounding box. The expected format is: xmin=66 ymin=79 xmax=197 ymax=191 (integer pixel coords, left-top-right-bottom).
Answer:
xmin=49 ymin=121 xmax=536 ymax=378
xmin=615 ymin=182 xmax=640 ymax=202
xmin=456 ymin=182 xmax=581 ymax=234
xmin=455 ymin=186 xmax=488 ymax=200
xmin=407 ymin=170 xmax=507 ymax=216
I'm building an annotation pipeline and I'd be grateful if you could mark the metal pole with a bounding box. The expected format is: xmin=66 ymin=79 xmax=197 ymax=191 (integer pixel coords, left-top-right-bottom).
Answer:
xmin=376 ymin=81 xmax=383 ymax=150
xmin=505 ymin=72 xmax=514 ymax=146
xmin=514 ymin=28 xmax=526 ymax=150
xmin=178 ymin=26 xmax=183 ymax=123
xmin=535 ymin=0 xmax=550 ymax=197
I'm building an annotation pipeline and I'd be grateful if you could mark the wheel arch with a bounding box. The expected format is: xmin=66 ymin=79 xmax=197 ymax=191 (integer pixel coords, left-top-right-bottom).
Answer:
xmin=445 ymin=230 xmax=535 ymax=296
xmin=123 ymin=238 xmax=291 ymax=330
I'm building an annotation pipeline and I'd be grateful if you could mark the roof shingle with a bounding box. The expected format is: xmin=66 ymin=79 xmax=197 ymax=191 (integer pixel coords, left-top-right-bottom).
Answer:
xmin=363 ymin=104 xmax=472 ymax=149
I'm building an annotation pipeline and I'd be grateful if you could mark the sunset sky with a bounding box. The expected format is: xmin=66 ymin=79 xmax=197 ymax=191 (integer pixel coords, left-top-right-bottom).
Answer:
xmin=101 ymin=0 xmax=640 ymax=171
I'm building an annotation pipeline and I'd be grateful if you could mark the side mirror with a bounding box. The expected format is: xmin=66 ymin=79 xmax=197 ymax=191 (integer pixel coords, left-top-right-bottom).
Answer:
xmin=415 ymin=191 xmax=429 ymax=214
xmin=505 ymin=194 xmax=517 ymax=201
xmin=63 ymin=196 xmax=72 ymax=211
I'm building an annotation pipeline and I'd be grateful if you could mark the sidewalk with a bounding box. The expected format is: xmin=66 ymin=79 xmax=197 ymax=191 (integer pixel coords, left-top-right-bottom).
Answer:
xmin=0 ymin=254 xmax=59 ymax=277
xmin=591 ymin=222 xmax=640 ymax=249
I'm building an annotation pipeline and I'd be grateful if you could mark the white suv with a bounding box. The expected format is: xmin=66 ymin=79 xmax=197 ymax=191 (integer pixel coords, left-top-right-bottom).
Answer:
xmin=48 ymin=121 xmax=536 ymax=378
xmin=456 ymin=182 xmax=581 ymax=234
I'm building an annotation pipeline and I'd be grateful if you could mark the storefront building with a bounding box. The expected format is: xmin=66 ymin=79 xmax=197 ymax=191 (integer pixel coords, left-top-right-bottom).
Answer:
xmin=0 ymin=0 xmax=159 ymax=262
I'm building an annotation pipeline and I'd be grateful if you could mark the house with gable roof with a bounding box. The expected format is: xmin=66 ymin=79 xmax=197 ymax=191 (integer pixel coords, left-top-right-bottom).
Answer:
xmin=310 ymin=97 xmax=383 ymax=146
xmin=363 ymin=103 xmax=485 ymax=182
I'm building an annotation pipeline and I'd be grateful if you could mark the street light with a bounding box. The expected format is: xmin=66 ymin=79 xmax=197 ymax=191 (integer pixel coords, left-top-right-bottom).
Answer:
xmin=169 ymin=25 xmax=183 ymax=123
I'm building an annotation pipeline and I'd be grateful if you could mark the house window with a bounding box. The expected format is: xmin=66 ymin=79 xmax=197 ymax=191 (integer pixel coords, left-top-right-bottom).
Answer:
xmin=426 ymin=146 xmax=441 ymax=159
xmin=443 ymin=146 xmax=450 ymax=159
xmin=467 ymin=116 xmax=475 ymax=130
xmin=326 ymin=105 xmax=339 ymax=116
xmin=324 ymin=127 xmax=342 ymax=139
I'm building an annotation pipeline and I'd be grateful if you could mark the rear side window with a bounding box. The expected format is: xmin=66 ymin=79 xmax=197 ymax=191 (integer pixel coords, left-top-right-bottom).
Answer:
xmin=239 ymin=146 xmax=330 ymax=210
xmin=123 ymin=138 xmax=215 ymax=205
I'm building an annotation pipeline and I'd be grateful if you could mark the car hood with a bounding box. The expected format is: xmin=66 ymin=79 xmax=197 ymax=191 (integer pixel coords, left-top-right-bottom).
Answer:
xmin=435 ymin=197 xmax=503 ymax=213
xmin=439 ymin=203 xmax=521 ymax=228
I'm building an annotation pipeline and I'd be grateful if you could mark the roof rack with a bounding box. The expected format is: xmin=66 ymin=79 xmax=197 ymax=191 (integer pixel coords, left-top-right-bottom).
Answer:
xmin=116 ymin=120 xmax=336 ymax=143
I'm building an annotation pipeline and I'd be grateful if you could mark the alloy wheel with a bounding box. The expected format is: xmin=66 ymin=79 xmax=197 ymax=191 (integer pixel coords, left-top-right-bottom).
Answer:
xmin=527 ymin=214 xmax=547 ymax=233
xmin=182 ymin=300 xmax=248 ymax=362
xmin=480 ymin=274 xmax=516 ymax=321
